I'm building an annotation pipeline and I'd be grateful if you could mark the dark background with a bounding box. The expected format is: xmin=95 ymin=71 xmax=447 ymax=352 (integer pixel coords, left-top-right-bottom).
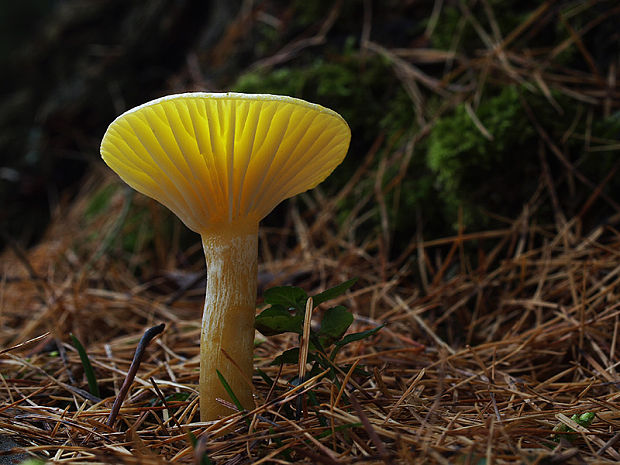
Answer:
xmin=2 ymin=0 xmax=619 ymax=254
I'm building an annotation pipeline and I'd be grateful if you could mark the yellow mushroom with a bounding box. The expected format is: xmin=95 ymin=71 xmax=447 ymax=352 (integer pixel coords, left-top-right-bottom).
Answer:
xmin=100 ymin=92 xmax=351 ymax=420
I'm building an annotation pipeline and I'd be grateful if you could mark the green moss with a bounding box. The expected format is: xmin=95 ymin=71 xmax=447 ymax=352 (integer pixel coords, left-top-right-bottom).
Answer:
xmin=234 ymin=52 xmax=411 ymax=138
xmin=234 ymin=20 xmax=619 ymax=244
xmin=426 ymin=86 xmax=538 ymax=228
xmin=425 ymin=85 xmax=620 ymax=230
xmin=428 ymin=86 xmax=530 ymax=180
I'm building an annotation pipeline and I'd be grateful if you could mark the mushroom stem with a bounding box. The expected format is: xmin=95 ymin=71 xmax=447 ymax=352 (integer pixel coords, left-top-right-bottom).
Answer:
xmin=200 ymin=220 xmax=258 ymax=420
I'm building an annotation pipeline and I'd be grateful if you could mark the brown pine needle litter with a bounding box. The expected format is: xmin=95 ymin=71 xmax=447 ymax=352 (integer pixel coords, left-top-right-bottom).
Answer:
xmin=1 ymin=170 xmax=620 ymax=464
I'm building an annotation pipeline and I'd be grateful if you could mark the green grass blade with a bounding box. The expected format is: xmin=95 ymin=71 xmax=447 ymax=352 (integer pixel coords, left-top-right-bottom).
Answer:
xmin=216 ymin=369 xmax=251 ymax=426
xmin=215 ymin=369 xmax=245 ymax=411
xmin=312 ymin=278 xmax=358 ymax=307
xmin=69 ymin=333 xmax=100 ymax=398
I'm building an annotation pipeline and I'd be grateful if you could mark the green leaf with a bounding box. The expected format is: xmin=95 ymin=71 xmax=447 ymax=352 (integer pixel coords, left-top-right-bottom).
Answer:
xmin=263 ymin=286 xmax=308 ymax=311
xmin=312 ymin=278 xmax=358 ymax=307
xmin=256 ymin=368 xmax=273 ymax=386
xmin=307 ymin=389 xmax=328 ymax=427
xmin=148 ymin=391 xmax=191 ymax=407
xmin=17 ymin=460 xmax=47 ymax=465
xmin=70 ymin=334 xmax=100 ymax=398
xmin=165 ymin=392 xmax=190 ymax=402
xmin=575 ymin=412 xmax=595 ymax=427
xmin=272 ymin=348 xmax=300 ymax=365
xmin=271 ymin=348 xmax=319 ymax=366
xmin=552 ymin=412 xmax=596 ymax=443
xmin=331 ymin=325 xmax=384 ymax=360
xmin=318 ymin=306 xmax=354 ymax=346
xmin=341 ymin=363 xmax=373 ymax=377
xmin=335 ymin=325 xmax=384 ymax=347
xmin=255 ymin=305 xmax=304 ymax=336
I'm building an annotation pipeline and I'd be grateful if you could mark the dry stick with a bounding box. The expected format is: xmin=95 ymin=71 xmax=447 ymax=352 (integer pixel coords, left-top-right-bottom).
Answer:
xmin=383 ymin=368 xmax=426 ymax=424
xmin=349 ymin=394 xmax=389 ymax=462
xmin=106 ymin=323 xmax=165 ymax=428
xmin=394 ymin=228 xmax=512 ymax=270
xmin=597 ymin=431 xmax=620 ymax=456
xmin=149 ymin=377 xmax=183 ymax=432
xmin=0 ymin=332 xmax=50 ymax=355
xmin=0 ymin=383 xmax=53 ymax=414
xmin=298 ymin=298 xmax=313 ymax=383
xmin=265 ymin=362 xmax=284 ymax=402
xmin=297 ymin=297 xmax=313 ymax=419
xmin=270 ymin=410 xmax=340 ymax=464
xmin=431 ymin=229 xmax=461 ymax=287
xmin=4 ymin=352 xmax=100 ymax=403
xmin=249 ymin=0 xmax=341 ymax=72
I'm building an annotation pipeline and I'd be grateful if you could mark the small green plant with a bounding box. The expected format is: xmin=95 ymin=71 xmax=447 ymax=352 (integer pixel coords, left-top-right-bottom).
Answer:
xmin=551 ymin=412 xmax=595 ymax=443
xmin=255 ymin=278 xmax=383 ymax=382
xmin=69 ymin=333 xmax=100 ymax=398
xmin=426 ymin=85 xmax=540 ymax=228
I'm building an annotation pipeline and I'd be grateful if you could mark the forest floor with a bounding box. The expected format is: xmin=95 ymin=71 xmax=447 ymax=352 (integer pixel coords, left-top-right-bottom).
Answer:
xmin=1 ymin=171 xmax=620 ymax=464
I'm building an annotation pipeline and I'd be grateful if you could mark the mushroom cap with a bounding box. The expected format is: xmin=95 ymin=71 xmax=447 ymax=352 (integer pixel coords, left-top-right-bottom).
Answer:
xmin=100 ymin=92 xmax=351 ymax=234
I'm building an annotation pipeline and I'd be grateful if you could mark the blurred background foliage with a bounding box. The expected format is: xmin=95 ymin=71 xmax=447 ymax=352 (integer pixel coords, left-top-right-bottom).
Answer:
xmin=1 ymin=0 xmax=619 ymax=269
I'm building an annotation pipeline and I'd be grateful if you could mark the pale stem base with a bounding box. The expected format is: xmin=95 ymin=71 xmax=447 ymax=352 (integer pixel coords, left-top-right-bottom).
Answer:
xmin=200 ymin=224 xmax=258 ymax=421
